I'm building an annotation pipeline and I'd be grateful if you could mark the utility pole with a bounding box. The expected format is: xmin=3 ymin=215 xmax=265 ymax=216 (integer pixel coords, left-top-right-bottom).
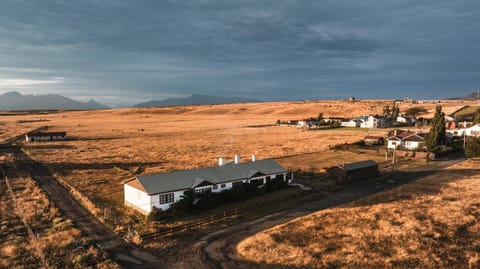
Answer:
xmin=34 ymin=204 xmax=37 ymax=241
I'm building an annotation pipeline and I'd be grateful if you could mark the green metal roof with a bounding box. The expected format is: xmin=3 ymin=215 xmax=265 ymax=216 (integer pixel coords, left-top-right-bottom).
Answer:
xmin=134 ymin=159 xmax=287 ymax=195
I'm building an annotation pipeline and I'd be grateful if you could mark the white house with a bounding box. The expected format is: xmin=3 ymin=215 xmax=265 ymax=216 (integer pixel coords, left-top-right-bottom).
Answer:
xmin=340 ymin=119 xmax=361 ymax=128
xmin=387 ymin=131 xmax=426 ymax=150
xmin=124 ymin=156 xmax=290 ymax=214
xmin=25 ymin=131 xmax=67 ymax=142
xmin=358 ymin=115 xmax=389 ymax=128
xmin=297 ymin=118 xmax=319 ymax=128
xmin=447 ymin=124 xmax=480 ymax=137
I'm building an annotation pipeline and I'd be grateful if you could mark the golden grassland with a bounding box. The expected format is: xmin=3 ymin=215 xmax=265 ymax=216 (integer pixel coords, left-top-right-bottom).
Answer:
xmin=237 ymin=159 xmax=480 ymax=268
xmin=0 ymin=152 xmax=120 ymax=268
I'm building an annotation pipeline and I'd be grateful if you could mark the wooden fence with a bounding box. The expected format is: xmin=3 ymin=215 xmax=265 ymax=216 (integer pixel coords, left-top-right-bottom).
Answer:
xmin=140 ymin=189 xmax=313 ymax=240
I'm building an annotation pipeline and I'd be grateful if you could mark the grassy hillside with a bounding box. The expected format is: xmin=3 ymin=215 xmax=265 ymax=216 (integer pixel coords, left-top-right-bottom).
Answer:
xmin=237 ymin=159 xmax=480 ymax=268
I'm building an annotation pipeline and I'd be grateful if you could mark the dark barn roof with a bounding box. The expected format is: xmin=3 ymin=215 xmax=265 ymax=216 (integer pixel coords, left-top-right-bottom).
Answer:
xmin=127 ymin=159 xmax=287 ymax=195
xmin=27 ymin=131 xmax=66 ymax=137
xmin=341 ymin=160 xmax=378 ymax=171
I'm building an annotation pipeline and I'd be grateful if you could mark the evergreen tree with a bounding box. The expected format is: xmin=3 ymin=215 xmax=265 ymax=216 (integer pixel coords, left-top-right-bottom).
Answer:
xmin=473 ymin=108 xmax=480 ymax=124
xmin=425 ymin=105 xmax=446 ymax=152
xmin=465 ymin=137 xmax=480 ymax=157
xmin=317 ymin=112 xmax=324 ymax=122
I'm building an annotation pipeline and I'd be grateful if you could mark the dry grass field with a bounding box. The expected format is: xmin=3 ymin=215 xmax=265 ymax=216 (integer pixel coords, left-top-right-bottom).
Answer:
xmin=0 ymin=100 xmax=474 ymax=215
xmin=237 ymin=159 xmax=480 ymax=268
xmin=0 ymin=152 xmax=120 ymax=268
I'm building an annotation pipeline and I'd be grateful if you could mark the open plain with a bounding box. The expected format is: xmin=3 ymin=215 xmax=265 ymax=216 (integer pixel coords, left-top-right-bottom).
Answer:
xmin=1 ymin=99 xmax=478 ymax=268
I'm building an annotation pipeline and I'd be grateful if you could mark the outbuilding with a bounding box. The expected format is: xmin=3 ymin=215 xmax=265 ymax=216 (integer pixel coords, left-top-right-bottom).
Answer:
xmin=25 ymin=131 xmax=67 ymax=142
xmin=328 ymin=160 xmax=380 ymax=183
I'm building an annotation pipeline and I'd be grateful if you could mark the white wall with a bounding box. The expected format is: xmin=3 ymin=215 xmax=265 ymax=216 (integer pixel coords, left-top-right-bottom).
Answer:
xmin=124 ymin=184 xmax=152 ymax=214
xmin=151 ymin=190 xmax=186 ymax=211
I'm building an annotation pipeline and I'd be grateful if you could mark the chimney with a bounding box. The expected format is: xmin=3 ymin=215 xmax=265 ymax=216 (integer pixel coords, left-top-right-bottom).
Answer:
xmin=218 ymin=157 xmax=225 ymax=166
xmin=251 ymin=154 xmax=256 ymax=162
xmin=393 ymin=129 xmax=398 ymax=136
xmin=234 ymin=154 xmax=240 ymax=164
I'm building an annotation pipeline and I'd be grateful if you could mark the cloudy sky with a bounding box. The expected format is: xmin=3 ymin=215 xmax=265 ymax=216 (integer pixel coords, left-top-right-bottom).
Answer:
xmin=0 ymin=1 xmax=479 ymax=106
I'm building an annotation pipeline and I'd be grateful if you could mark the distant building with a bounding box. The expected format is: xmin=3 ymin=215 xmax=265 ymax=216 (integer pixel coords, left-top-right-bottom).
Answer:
xmin=297 ymin=118 xmax=319 ymax=128
xmin=386 ymin=130 xmax=426 ymax=150
xmin=364 ymin=136 xmax=384 ymax=146
xmin=328 ymin=160 xmax=380 ymax=183
xmin=447 ymin=124 xmax=480 ymax=137
xmin=25 ymin=131 xmax=67 ymax=142
xmin=340 ymin=119 xmax=361 ymax=128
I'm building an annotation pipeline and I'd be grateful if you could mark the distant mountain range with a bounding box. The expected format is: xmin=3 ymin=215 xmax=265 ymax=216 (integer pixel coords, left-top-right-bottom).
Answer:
xmin=132 ymin=94 xmax=262 ymax=108
xmin=0 ymin=91 xmax=109 ymax=111
xmin=448 ymin=91 xmax=480 ymax=100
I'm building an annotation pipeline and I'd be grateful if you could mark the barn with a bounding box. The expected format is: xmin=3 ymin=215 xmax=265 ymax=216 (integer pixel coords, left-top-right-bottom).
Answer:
xmin=124 ymin=156 xmax=290 ymax=214
xmin=25 ymin=131 xmax=67 ymax=142
xmin=328 ymin=160 xmax=379 ymax=183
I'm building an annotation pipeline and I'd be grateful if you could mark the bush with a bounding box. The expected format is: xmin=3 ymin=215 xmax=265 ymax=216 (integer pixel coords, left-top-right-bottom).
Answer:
xmin=465 ymin=137 xmax=480 ymax=157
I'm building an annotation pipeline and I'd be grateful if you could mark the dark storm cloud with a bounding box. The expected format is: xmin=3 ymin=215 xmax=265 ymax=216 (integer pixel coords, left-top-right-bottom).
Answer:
xmin=0 ymin=0 xmax=480 ymax=105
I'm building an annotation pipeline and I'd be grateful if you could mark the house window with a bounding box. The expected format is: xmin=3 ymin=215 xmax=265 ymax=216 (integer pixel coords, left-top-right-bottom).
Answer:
xmin=220 ymin=183 xmax=226 ymax=188
xmin=194 ymin=188 xmax=211 ymax=195
xmin=159 ymin=193 xmax=174 ymax=204
xmin=213 ymin=184 xmax=218 ymax=190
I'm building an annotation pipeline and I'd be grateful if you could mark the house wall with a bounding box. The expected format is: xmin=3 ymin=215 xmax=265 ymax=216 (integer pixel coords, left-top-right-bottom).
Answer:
xmin=26 ymin=135 xmax=67 ymax=142
xmin=387 ymin=140 xmax=400 ymax=149
xmin=404 ymin=141 xmax=423 ymax=150
xmin=124 ymin=184 xmax=152 ymax=214
xmin=150 ymin=190 xmax=186 ymax=212
xmin=341 ymin=121 xmax=359 ymax=127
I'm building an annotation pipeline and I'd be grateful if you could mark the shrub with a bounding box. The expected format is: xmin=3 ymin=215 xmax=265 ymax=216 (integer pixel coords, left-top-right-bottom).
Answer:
xmin=465 ymin=137 xmax=480 ymax=157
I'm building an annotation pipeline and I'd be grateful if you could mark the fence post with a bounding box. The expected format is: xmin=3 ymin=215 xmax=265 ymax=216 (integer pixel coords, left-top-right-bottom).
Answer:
xmin=211 ymin=215 xmax=214 ymax=224
xmin=224 ymin=211 xmax=226 ymax=221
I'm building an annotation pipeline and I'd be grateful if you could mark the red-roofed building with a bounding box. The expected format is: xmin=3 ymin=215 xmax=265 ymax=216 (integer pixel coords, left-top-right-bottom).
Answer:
xmin=387 ymin=130 xmax=425 ymax=150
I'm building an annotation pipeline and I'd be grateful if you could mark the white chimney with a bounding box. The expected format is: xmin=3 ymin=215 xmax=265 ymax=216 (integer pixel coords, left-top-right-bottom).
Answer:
xmin=218 ymin=157 xmax=225 ymax=166
xmin=234 ymin=154 xmax=240 ymax=164
xmin=251 ymin=154 xmax=256 ymax=162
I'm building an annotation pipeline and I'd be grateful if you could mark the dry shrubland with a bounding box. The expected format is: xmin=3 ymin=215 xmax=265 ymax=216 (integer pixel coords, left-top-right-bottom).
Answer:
xmin=237 ymin=159 xmax=480 ymax=268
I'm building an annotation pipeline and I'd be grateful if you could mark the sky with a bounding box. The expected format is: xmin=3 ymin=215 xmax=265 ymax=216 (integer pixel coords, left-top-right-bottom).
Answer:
xmin=0 ymin=1 xmax=479 ymax=107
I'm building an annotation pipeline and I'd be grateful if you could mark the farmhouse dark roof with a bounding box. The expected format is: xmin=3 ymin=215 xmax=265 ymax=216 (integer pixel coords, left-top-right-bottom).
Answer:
xmin=340 ymin=160 xmax=378 ymax=171
xmin=129 ymin=159 xmax=287 ymax=195
xmin=27 ymin=131 xmax=66 ymax=137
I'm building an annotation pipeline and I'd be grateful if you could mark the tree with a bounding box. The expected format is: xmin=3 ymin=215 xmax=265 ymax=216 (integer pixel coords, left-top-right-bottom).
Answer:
xmin=317 ymin=112 xmax=324 ymax=122
xmin=473 ymin=108 xmax=480 ymax=124
xmin=425 ymin=105 xmax=446 ymax=153
xmin=465 ymin=136 xmax=480 ymax=157
xmin=405 ymin=106 xmax=428 ymax=119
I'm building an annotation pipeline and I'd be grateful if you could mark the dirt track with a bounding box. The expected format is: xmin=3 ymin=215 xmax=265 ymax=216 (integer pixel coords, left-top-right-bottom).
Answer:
xmin=167 ymin=158 xmax=466 ymax=269
xmin=1 ymin=145 xmax=160 ymax=269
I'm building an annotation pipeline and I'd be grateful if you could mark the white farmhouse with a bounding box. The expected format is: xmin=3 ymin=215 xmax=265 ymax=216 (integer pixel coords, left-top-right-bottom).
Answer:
xmin=447 ymin=124 xmax=480 ymax=137
xmin=340 ymin=119 xmax=361 ymax=127
xmin=124 ymin=156 xmax=290 ymax=214
xmin=387 ymin=131 xmax=426 ymax=150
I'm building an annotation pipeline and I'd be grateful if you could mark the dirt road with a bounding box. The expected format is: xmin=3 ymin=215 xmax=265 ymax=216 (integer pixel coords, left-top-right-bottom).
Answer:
xmin=1 ymin=145 xmax=160 ymax=269
xmin=168 ymin=158 xmax=466 ymax=269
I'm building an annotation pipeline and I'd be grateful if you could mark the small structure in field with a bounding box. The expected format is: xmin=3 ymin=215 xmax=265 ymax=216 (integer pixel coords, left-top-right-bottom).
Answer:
xmin=364 ymin=136 xmax=384 ymax=145
xmin=25 ymin=131 xmax=67 ymax=142
xmin=124 ymin=155 xmax=291 ymax=214
xmin=328 ymin=160 xmax=379 ymax=183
